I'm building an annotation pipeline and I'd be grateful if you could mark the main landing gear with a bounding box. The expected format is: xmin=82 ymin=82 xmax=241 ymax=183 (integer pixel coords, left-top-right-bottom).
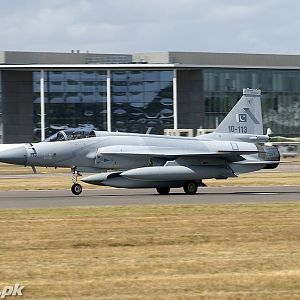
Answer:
xmin=71 ymin=167 xmax=83 ymax=195
xmin=183 ymin=180 xmax=198 ymax=195
xmin=156 ymin=180 xmax=204 ymax=195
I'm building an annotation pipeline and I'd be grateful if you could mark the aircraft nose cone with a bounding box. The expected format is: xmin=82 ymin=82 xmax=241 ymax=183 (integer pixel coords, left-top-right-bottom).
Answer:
xmin=0 ymin=146 xmax=27 ymax=165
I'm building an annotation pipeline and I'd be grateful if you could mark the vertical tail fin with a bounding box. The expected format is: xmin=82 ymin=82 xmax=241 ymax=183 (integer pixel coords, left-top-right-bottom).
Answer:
xmin=214 ymin=88 xmax=263 ymax=135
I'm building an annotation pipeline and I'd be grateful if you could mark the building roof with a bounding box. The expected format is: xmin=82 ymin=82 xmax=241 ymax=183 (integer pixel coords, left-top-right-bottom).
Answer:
xmin=133 ymin=51 xmax=300 ymax=68
xmin=1 ymin=50 xmax=300 ymax=70
xmin=0 ymin=50 xmax=132 ymax=64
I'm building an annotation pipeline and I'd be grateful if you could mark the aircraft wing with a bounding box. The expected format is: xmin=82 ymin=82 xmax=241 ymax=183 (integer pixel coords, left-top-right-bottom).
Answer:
xmin=98 ymin=145 xmax=259 ymax=162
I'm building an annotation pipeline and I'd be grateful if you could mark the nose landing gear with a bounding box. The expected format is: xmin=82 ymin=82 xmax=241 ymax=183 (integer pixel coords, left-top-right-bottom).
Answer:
xmin=71 ymin=167 xmax=83 ymax=195
xmin=71 ymin=183 xmax=83 ymax=195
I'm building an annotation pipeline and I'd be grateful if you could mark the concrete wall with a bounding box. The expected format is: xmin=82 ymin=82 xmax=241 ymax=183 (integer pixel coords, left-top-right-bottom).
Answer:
xmin=1 ymin=71 xmax=33 ymax=143
xmin=169 ymin=52 xmax=300 ymax=67
xmin=133 ymin=52 xmax=170 ymax=63
xmin=0 ymin=51 xmax=5 ymax=64
xmin=2 ymin=51 xmax=132 ymax=64
xmin=4 ymin=51 xmax=87 ymax=64
xmin=133 ymin=51 xmax=300 ymax=68
xmin=3 ymin=50 xmax=300 ymax=67
xmin=177 ymin=70 xmax=204 ymax=130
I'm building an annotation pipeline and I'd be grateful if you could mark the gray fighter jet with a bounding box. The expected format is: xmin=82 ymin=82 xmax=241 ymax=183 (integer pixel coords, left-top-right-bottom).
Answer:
xmin=0 ymin=88 xmax=280 ymax=195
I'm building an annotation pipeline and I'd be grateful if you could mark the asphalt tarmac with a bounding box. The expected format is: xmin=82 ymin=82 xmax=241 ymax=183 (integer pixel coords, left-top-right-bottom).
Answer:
xmin=0 ymin=185 xmax=299 ymax=209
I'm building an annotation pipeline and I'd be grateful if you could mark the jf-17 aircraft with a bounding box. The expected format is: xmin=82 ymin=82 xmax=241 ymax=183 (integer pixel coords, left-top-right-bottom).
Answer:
xmin=0 ymin=88 xmax=280 ymax=195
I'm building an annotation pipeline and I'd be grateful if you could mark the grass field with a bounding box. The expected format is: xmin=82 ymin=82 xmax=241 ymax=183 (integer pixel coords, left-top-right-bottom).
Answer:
xmin=0 ymin=163 xmax=300 ymax=299
xmin=0 ymin=204 xmax=299 ymax=299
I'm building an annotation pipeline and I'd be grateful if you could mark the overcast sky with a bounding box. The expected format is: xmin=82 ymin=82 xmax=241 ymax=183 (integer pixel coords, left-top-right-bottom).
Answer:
xmin=1 ymin=0 xmax=300 ymax=55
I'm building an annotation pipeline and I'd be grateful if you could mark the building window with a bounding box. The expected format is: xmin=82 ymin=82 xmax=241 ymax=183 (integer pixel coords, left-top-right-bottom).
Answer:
xmin=111 ymin=70 xmax=173 ymax=134
xmin=33 ymin=69 xmax=174 ymax=140
xmin=33 ymin=71 xmax=107 ymax=140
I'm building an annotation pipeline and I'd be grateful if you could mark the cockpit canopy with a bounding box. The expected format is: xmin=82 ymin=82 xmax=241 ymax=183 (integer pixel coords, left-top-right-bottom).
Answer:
xmin=45 ymin=130 xmax=96 ymax=142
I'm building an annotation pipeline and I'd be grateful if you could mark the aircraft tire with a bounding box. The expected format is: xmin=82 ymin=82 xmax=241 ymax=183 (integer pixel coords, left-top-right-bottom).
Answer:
xmin=156 ymin=187 xmax=170 ymax=195
xmin=183 ymin=181 xmax=198 ymax=195
xmin=71 ymin=183 xmax=83 ymax=195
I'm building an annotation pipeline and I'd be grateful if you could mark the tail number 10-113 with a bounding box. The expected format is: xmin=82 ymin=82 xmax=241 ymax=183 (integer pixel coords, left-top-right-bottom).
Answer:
xmin=228 ymin=126 xmax=248 ymax=133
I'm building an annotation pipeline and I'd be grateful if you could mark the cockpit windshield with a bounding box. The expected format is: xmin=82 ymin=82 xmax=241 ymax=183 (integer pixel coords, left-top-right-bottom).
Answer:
xmin=44 ymin=130 xmax=96 ymax=142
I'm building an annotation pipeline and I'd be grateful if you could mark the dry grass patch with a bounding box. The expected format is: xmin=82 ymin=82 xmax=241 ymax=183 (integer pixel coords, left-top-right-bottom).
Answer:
xmin=0 ymin=163 xmax=69 ymax=175
xmin=207 ymin=172 xmax=300 ymax=187
xmin=0 ymin=176 xmax=93 ymax=191
xmin=0 ymin=204 xmax=299 ymax=299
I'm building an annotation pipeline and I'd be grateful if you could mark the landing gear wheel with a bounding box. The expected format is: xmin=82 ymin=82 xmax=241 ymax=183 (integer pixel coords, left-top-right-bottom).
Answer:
xmin=71 ymin=183 xmax=82 ymax=195
xmin=183 ymin=181 xmax=198 ymax=195
xmin=71 ymin=167 xmax=83 ymax=195
xmin=156 ymin=187 xmax=170 ymax=195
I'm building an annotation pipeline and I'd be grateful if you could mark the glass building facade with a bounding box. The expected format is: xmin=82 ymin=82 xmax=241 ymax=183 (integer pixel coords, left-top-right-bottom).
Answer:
xmin=33 ymin=70 xmax=174 ymax=140
xmin=31 ymin=67 xmax=300 ymax=140
xmin=2 ymin=61 xmax=300 ymax=143
xmin=111 ymin=70 xmax=173 ymax=133
xmin=203 ymin=68 xmax=300 ymax=136
xmin=33 ymin=71 xmax=107 ymax=139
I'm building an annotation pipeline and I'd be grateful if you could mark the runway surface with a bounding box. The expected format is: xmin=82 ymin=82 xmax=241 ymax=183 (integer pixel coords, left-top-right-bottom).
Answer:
xmin=0 ymin=186 xmax=299 ymax=209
